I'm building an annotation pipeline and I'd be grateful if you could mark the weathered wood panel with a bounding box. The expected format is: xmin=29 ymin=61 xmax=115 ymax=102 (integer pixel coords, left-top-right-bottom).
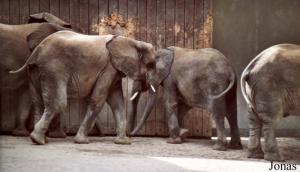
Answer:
xmin=0 ymin=0 xmax=212 ymax=138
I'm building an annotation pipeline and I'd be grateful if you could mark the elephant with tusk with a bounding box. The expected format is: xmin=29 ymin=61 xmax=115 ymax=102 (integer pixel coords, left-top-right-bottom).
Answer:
xmin=9 ymin=31 xmax=155 ymax=145
xmin=241 ymin=43 xmax=300 ymax=161
xmin=128 ymin=47 xmax=242 ymax=151
xmin=0 ymin=12 xmax=71 ymax=137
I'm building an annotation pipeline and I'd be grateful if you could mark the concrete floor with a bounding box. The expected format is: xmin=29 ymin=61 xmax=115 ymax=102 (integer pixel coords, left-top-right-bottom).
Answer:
xmin=0 ymin=136 xmax=299 ymax=172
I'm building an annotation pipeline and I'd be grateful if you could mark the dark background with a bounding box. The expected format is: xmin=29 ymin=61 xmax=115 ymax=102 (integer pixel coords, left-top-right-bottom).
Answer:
xmin=213 ymin=0 xmax=300 ymax=136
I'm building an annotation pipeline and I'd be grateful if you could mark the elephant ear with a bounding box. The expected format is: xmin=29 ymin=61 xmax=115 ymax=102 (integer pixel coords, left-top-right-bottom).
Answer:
xmin=153 ymin=49 xmax=174 ymax=84
xmin=107 ymin=36 xmax=155 ymax=80
xmin=27 ymin=23 xmax=70 ymax=51
xmin=28 ymin=12 xmax=71 ymax=28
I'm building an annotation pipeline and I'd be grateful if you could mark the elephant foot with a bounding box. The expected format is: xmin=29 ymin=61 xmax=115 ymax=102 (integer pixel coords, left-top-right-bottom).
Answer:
xmin=247 ymin=148 xmax=264 ymax=159
xmin=167 ymin=137 xmax=182 ymax=144
xmin=12 ymin=128 xmax=30 ymax=136
xmin=48 ymin=130 xmax=67 ymax=138
xmin=213 ymin=140 xmax=227 ymax=151
xmin=114 ymin=136 xmax=131 ymax=145
xmin=264 ymin=152 xmax=284 ymax=162
xmin=227 ymin=140 xmax=243 ymax=149
xmin=30 ymin=131 xmax=47 ymax=145
xmin=74 ymin=135 xmax=90 ymax=144
xmin=179 ymin=128 xmax=189 ymax=140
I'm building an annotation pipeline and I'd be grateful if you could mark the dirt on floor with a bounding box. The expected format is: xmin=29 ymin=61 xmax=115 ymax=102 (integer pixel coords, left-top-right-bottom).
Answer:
xmin=1 ymin=135 xmax=299 ymax=164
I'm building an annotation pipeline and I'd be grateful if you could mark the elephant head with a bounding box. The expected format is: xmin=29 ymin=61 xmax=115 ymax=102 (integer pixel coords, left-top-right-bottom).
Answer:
xmin=129 ymin=48 xmax=174 ymax=135
xmin=106 ymin=36 xmax=156 ymax=81
xmin=28 ymin=12 xmax=71 ymax=28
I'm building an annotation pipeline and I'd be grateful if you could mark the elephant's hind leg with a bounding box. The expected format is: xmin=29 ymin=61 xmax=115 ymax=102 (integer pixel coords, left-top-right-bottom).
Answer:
xmin=247 ymin=109 xmax=264 ymax=159
xmin=208 ymin=98 xmax=227 ymax=151
xmin=30 ymin=76 xmax=68 ymax=145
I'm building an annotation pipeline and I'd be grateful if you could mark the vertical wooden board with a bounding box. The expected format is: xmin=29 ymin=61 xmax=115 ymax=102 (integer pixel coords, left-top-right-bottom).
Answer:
xmin=155 ymin=0 xmax=166 ymax=136
xmin=165 ymin=0 xmax=175 ymax=47
xmin=50 ymin=0 xmax=60 ymax=17
xmin=88 ymin=0 xmax=99 ymax=34
xmin=30 ymin=0 xmax=39 ymax=14
xmin=40 ymin=0 xmax=50 ymax=12
xmin=194 ymin=0 xmax=204 ymax=49
xmin=202 ymin=109 xmax=212 ymax=137
xmin=192 ymin=108 xmax=203 ymax=136
xmin=127 ymin=0 xmax=138 ymax=38
xmin=20 ymin=0 xmax=30 ymax=24
xmin=108 ymin=0 xmax=118 ymax=14
xmin=138 ymin=0 xmax=146 ymax=41
xmin=183 ymin=108 xmax=194 ymax=137
xmin=118 ymin=0 xmax=127 ymax=17
xmin=184 ymin=0 xmax=194 ymax=48
xmin=0 ymin=0 xmax=9 ymax=23
xmin=9 ymin=0 xmax=20 ymax=24
xmin=79 ymin=0 xmax=89 ymax=34
xmin=98 ymin=0 xmax=108 ymax=35
xmin=156 ymin=0 xmax=165 ymax=48
xmin=60 ymin=0 xmax=70 ymax=24
xmin=203 ymin=0 xmax=212 ymax=48
xmin=145 ymin=0 xmax=157 ymax=136
xmin=175 ymin=0 xmax=184 ymax=47
xmin=70 ymin=0 xmax=80 ymax=32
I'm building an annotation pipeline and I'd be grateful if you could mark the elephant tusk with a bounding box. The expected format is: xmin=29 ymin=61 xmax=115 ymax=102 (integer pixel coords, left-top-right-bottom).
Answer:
xmin=130 ymin=92 xmax=139 ymax=101
xmin=150 ymin=84 xmax=156 ymax=93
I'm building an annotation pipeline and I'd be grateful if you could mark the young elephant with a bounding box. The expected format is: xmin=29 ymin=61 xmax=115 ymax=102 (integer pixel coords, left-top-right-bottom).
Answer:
xmin=241 ymin=44 xmax=300 ymax=161
xmin=0 ymin=12 xmax=71 ymax=137
xmin=129 ymin=47 xmax=242 ymax=151
xmin=9 ymin=31 xmax=155 ymax=145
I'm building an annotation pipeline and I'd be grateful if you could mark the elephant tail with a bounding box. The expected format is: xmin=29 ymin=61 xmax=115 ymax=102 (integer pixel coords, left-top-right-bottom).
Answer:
xmin=240 ymin=49 xmax=266 ymax=112
xmin=9 ymin=48 xmax=39 ymax=74
xmin=211 ymin=68 xmax=236 ymax=99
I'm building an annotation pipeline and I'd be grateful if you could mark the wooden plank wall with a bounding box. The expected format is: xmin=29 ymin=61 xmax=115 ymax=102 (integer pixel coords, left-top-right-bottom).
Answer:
xmin=0 ymin=0 xmax=212 ymax=137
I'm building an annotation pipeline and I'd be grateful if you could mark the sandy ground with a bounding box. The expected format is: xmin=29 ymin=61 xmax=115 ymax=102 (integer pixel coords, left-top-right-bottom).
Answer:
xmin=0 ymin=136 xmax=299 ymax=172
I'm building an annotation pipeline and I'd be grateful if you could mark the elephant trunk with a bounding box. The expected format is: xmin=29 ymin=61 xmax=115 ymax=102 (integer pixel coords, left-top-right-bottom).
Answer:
xmin=130 ymin=88 xmax=156 ymax=135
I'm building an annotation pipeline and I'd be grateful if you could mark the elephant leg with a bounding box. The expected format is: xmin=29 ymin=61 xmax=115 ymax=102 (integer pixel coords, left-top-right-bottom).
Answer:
xmin=12 ymin=89 xmax=31 ymax=136
xmin=247 ymin=109 xmax=263 ymax=159
xmin=30 ymin=77 xmax=68 ymax=145
xmin=177 ymin=103 xmax=191 ymax=141
xmin=208 ymin=98 xmax=227 ymax=151
xmin=74 ymin=68 xmax=116 ymax=144
xmin=225 ymin=110 xmax=242 ymax=149
xmin=107 ymin=80 xmax=131 ymax=145
xmin=127 ymin=94 xmax=140 ymax=133
xmin=95 ymin=118 xmax=105 ymax=136
xmin=261 ymin=113 xmax=283 ymax=161
xmin=165 ymin=86 xmax=182 ymax=144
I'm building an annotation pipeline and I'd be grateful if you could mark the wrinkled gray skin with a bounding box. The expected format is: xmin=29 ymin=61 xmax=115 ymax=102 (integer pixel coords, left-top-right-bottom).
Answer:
xmin=241 ymin=44 xmax=300 ymax=161
xmin=0 ymin=12 xmax=71 ymax=137
xmin=9 ymin=31 xmax=155 ymax=145
xmin=129 ymin=47 xmax=242 ymax=151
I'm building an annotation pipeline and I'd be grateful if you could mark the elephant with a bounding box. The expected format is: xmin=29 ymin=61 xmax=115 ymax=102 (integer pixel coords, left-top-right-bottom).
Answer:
xmin=129 ymin=47 xmax=242 ymax=151
xmin=241 ymin=43 xmax=300 ymax=161
xmin=0 ymin=12 xmax=71 ymax=137
xmin=9 ymin=30 xmax=155 ymax=145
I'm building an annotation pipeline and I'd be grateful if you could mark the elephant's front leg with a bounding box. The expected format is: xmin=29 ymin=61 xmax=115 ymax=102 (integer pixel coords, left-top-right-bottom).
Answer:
xmin=74 ymin=67 xmax=117 ymax=144
xmin=12 ymin=89 xmax=32 ymax=136
xmin=107 ymin=80 xmax=131 ymax=144
xmin=165 ymin=85 xmax=184 ymax=144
